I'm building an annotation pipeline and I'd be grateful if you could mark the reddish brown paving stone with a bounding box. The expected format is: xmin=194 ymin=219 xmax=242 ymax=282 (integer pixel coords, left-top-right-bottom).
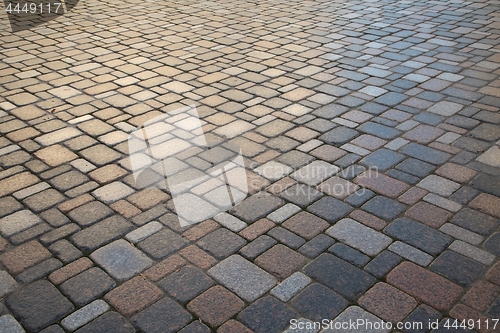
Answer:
xmin=355 ymin=172 xmax=409 ymax=198
xmin=387 ymin=262 xmax=463 ymax=311
xmin=255 ymin=244 xmax=307 ymax=279
xmin=49 ymin=257 xmax=94 ymax=285
xmin=398 ymin=187 xmax=428 ymax=205
xmin=109 ymin=199 xmax=142 ymax=218
xmin=105 ymin=276 xmax=163 ymax=316
xmin=0 ymin=240 xmax=52 ymax=274
xmin=487 ymin=262 xmax=500 ymax=286
xmin=281 ymin=212 xmax=329 ymax=240
xmin=143 ymin=254 xmax=186 ymax=282
xmin=179 ymin=245 xmax=218 ymax=270
xmin=187 ymin=286 xmax=245 ymax=327
xmin=405 ymin=202 xmax=452 ymax=228
xmin=239 ymin=218 xmax=275 ymax=241
xmin=182 ymin=220 xmax=220 ymax=242
xmin=217 ymin=320 xmax=254 ymax=333
xmin=462 ymin=280 xmax=500 ymax=312
xmin=435 ymin=163 xmax=477 ymax=183
xmin=450 ymin=304 xmax=497 ymax=333
xmin=126 ymin=188 xmax=170 ymax=210
xmin=359 ymin=282 xmax=417 ymax=322
xmin=469 ymin=194 xmax=500 ymax=218
xmin=349 ymin=210 xmax=386 ymax=230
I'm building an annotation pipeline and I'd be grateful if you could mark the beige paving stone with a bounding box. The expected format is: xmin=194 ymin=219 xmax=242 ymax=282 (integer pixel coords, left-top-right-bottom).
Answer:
xmin=35 ymin=128 xmax=82 ymax=146
xmin=0 ymin=172 xmax=40 ymax=197
xmin=35 ymin=145 xmax=78 ymax=167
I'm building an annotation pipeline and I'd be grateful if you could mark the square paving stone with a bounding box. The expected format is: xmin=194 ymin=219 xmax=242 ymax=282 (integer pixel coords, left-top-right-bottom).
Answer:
xmin=255 ymin=244 xmax=307 ymax=279
xmin=402 ymin=305 xmax=442 ymax=333
xmin=430 ymin=251 xmax=484 ymax=286
xmin=280 ymin=184 xmax=324 ymax=207
xmin=470 ymin=123 xmax=500 ymax=142
xmin=319 ymin=127 xmax=359 ymax=145
xmin=132 ymin=298 xmax=192 ymax=333
xmin=237 ymin=296 xmax=297 ymax=333
xmin=326 ymin=218 xmax=392 ymax=256
xmin=0 ymin=209 xmax=41 ymax=237
xmin=375 ymin=92 xmax=409 ymax=106
xmin=197 ymin=228 xmax=246 ymax=260
xmin=159 ymin=265 xmax=214 ymax=303
xmin=359 ymin=282 xmax=417 ymax=322
xmin=291 ymin=160 xmax=340 ymax=186
xmin=291 ymin=283 xmax=347 ymax=322
xmin=187 ymin=286 xmax=244 ymax=327
xmin=304 ymin=253 xmax=376 ymax=301
xmin=68 ymin=201 xmax=113 ymax=226
xmin=208 ymin=255 xmax=277 ymax=302
xmin=417 ymin=175 xmax=460 ymax=197
xmin=230 ymin=192 xmax=284 ymax=223
xmin=105 ymin=276 xmax=162 ymax=316
xmin=282 ymin=212 xmax=329 ymax=240
xmin=307 ymin=196 xmax=353 ymax=223
xmin=0 ymin=240 xmax=52 ymax=274
xmin=299 ymin=234 xmax=335 ymax=258
xmin=360 ymin=149 xmax=405 ymax=171
xmin=364 ymin=250 xmax=402 ymax=278
xmin=404 ymin=125 xmax=444 ymax=144
xmin=6 ymin=280 xmax=74 ymax=332
xmin=405 ymin=202 xmax=452 ymax=228
xmin=75 ymin=312 xmax=135 ymax=333
xmin=137 ymin=228 xmax=189 ymax=260
xmin=80 ymin=145 xmax=121 ymax=166
xmin=91 ymin=239 xmax=153 ymax=281
xmin=60 ymin=267 xmax=116 ymax=306
xmin=385 ymin=218 xmax=452 ymax=255
xmin=362 ymin=196 xmax=405 ymax=220
xmin=387 ymin=262 xmax=463 ymax=311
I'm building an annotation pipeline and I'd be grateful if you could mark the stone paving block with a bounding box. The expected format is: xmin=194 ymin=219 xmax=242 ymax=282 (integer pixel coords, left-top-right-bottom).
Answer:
xmin=327 ymin=218 xmax=392 ymax=256
xmin=387 ymin=262 xmax=463 ymax=311
xmin=324 ymin=306 xmax=390 ymax=333
xmin=92 ymin=182 xmax=135 ymax=204
xmin=6 ymin=280 xmax=74 ymax=332
xmin=355 ymin=172 xmax=409 ymax=198
xmin=91 ymin=239 xmax=153 ymax=281
xmin=268 ymin=226 xmax=306 ymax=249
xmin=484 ymin=232 xmax=500 ymax=257
xmin=299 ymin=234 xmax=335 ymax=259
xmin=0 ymin=315 xmax=25 ymax=333
xmin=209 ymin=255 xmax=277 ymax=302
xmin=0 ymin=172 xmax=40 ymax=199
xmin=463 ymin=280 xmax=500 ymax=312
xmin=22 ymin=189 xmax=66 ymax=212
xmin=159 ymin=265 xmax=213 ymax=303
xmin=60 ymin=267 xmax=115 ymax=306
xmin=307 ymin=196 xmax=353 ymax=223
xmin=71 ymin=216 xmax=133 ymax=252
xmin=364 ymin=250 xmax=402 ymax=278
xmin=237 ymin=296 xmax=297 ymax=333
xmin=255 ymin=244 xmax=307 ymax=279
xmin=105 ymin=276 xmax=162 ymax=316
xmin=319 ymin=127 xmax=359 ymax=145
xmin=238 ymin=218 xmax=274 ymax=241
xmin=282 ymin=212 xmax=329 ymax=240
xmin=280 ymin=184 xmax=323 ymax=207
xmin=187 ymin=286 xmax=244 ymax=327
xmin=291 ymin=283 xmax=347 ymax=322
xmin=68 ymin=201 xmax=114 ymax=226
xmin=304 ymin=253 xmax=375 ymax=301
xmin=217 ymin=320 xmax=253 ymax=333
xmin=0 ymin=197 xmax=23 ymax=219
xmin=389 ymin=241 xmax=433 ymax=266
xmin=270 ymin=272 xmax=311 ymax=302
xmin=291 ymin=160 xmax=340 ymax=186
xmin=239 ymin=235 xmax=277 ymax=260
xmin=417 ymin=175 xmax=460 ymax=197
xmin=0 ymin=271 xmax=18 ymax=298
xmin=267 ymin=203 xmax=301 ymax=223
xmin=178 ymin=321 xmax=210 ymax=333
xmin=125 ymin=221 xmax=163 ymax=243
xmin=385 ymin=218 xmax=452 ymax=256
xmin=451 ymin=208 xmax=499 ymax=236
xmin=35 ymin=128 xmax=82 ymax=146
xmin=198 ymin=228 xmax=246 ymax=260
xmin=476 ymin=146 xmax=500 ymax=167
xmin=137 ymin=228 xmax=189 ymax=260
xmin=17 ymin=258 xmax=63 ymax=284
xmin=362 ymin=196 xmax=405 ymax=221
xmin=230 ymin=192 xmax=284 ymax=223
xmin=0 ymin=240 xmax=52 ymax=274
xmin=405 ymin=201 xmax=452 ymax=228
xmin=449 ymin=240 xmax=495 ymax=265
xmin=360 ymin=149 xmax=405 ymax=172
xmin=401 ymin=143 xmax=451 ymax=165
xmin=423 ymin=193 xmax=462 ymax=213
xmin=430 ymin=251 xmax=484 ymax=286
xmin=329 ymin=243 xmax=370 ymax=267
xmin=0 ymin=209 xmax=41 ymax=237
xmin=75 ymin=312 xmax=135 ymax=333
xmin=213 ymin=213 xmax=247 ymax=232
xmin=61 ymin=300 xmax=110 ymax=331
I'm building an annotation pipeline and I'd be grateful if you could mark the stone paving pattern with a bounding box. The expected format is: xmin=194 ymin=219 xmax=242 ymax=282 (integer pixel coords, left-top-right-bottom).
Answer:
xmin=0 ymin=0 xmax=500 ymax=332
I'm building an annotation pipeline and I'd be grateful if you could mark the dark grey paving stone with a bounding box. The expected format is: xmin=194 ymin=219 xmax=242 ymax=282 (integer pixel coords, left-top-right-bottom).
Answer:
xmin=453 ymin=137 xmax=490 ymax=153
xmin=451 ymin=208 xmax=499 ymax=236
xmin=375 ymin=92 xmax=408 ymax=106
xmin=385 ymin=218 xmax=452 ymax=256
xmin=230 ymin=192 xmax=284 ymax=223
xmin=313 ymin=104 xmax=349 ymax=118
xmin=6 ymin=280 xmax=74 ymax=332
xmin=386 ymin=169 xmax=420 ymax=185
xmin=402 ymin=305 xmax=442 ymax=333
xmin=400 ymin=143 xmax=451 ymax=165
xmin=360 ymin=149 xmax=405 ymax=171
xmin=358 ymin=122 xmax=401 ymax=139
xmin=451 ymin=151 xmax=476 ymax=165
xmin=291 ymin=284 xmax=347 ymax=322
xmin=430 ymin=251 xmax=484 ymax=286
xmin=345 ymin=189 xmax=375 ymax=207
xmin=39 ymin=325 xmax=65 ymax=333
xmin=237 ymin=296 xmax=297 ymax=333
xmin=75 ymin=312 xmax=135 ymax=333
xmin=446 ymin=115 xmax=480 ymax=130
xmin=329 ymin=243 xmax=370 ymax=267
xmin=137 ymin=229 xmax=189 ymax=260
xmin=280 ymin=184 xmax=323 ymax=207
xmin=364 ymin=250 xmax=402 ymax=278
xmin=268 ymin=227 xmax=306 ymax=249
xmin=178 ymin=322 xmax=210 ymax=333
xmin=133 ymin=205 xmax=169 ymax=227
xmin=299 ymin=234 xmax=335 ymax=258
xmin=198 ymin=228 xmax=246 ymax=259
xmin=68 ymin=201 xmax=113 ymax=227
xmin=362 ymin=196 xmax=405 ymax=220
xmin=307 ymin=196 xmax=353 ymax=223
xmin=60 ymin=267 xmax=116 ymax=306
xmin=471 ymin=174 xmax=500 ymax=197
xmin=335 ymin=153 xmax=362 ymax=168
xmin=240 ymin=235 xmax=277 ymax=260
xmin=337 ymin=96 xmax=365 ymax=108
xmin=132 ymin=298 xmax=192 ymax=333
xmin=484 ymin=233 xmax=500 ymax=256
xmin=359 ymin=102 xmax=388 ymax=115
xmin=71 ymin=215 xmax=133 ymax=253
xmin=413 ymin=112 xmax=444 ymax=126
xmin=159 ymin=265 xmax=213 ymax=303
xmin=488 ymin=297 xmax=500 ymax=318
xmin=49 ymin=239 xmax=82 ymax=263
xmin=304 ymin=253 xmax=375 ymax=301
xmin=319 ymin=127 xmax=359 ymax=145
xmin=450 ymin=187 xmax=480 ymax=205
xmin=396 ymin=158 xmax=435 ymax=178
xmin=17 ymin=258 xmax=62 ymax=284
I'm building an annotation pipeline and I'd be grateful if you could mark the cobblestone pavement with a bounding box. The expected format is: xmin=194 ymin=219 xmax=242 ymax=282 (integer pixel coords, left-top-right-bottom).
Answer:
xmin=1 ymin=0 xmax=500 ymax=332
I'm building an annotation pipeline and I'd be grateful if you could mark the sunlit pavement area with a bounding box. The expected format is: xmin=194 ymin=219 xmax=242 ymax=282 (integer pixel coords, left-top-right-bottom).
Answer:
xmin=1 ymin=0 xmax=500 ymax=332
